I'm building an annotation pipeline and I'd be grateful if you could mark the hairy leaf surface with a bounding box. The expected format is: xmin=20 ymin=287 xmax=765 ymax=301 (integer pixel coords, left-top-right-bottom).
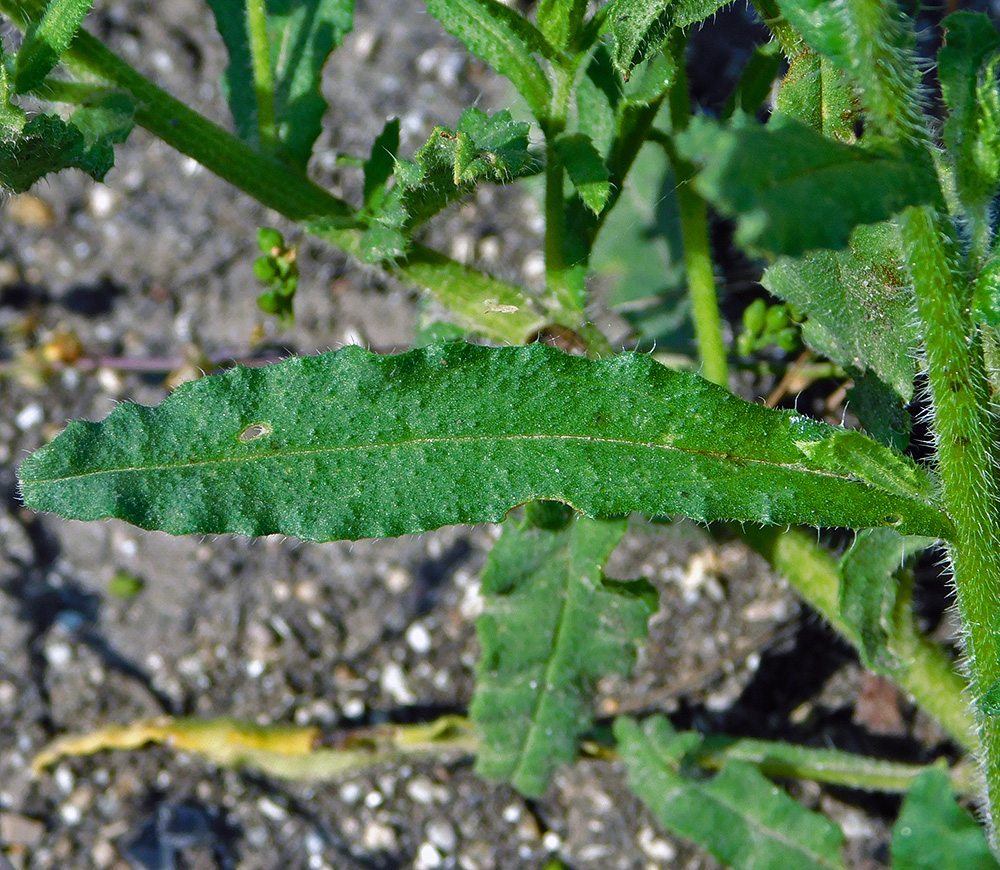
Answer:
xmin=13 ymin=0 xmax=94 ymax=94
xmin=472 ymin=514 xmax=652 ymax=796
xmin=616 ymin=717 xmax=847 ymax=870
xmin=676 ymin=115 xmax=941 ymax=256
xmin=0 ymin=99 xmax=133 ymax=193
xmin=762 ymin=222 xmax=918 ymax=402
xmin=19 ymin=343 xmax=951 ymax=542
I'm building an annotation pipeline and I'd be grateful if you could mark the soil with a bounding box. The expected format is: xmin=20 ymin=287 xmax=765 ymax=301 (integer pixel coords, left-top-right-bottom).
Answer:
xmin=0 ymin=2 xmax=966 ymax=869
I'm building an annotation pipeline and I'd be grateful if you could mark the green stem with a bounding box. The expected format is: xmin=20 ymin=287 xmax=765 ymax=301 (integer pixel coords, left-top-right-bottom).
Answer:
xmin=902 ymin=205 xmax=1000 ymax=835
xmin=53 ymin=23 xmax=351 ymax=222
xmin=541 ymin=65 xmax=582 ymax=318
xmin=742 ymin=525 xmax=979 ymax=756
xmin=665 ymin=33 xmax=728 ymax=387
xmin=245 ymin=0 xmax=277 ymax=153
xmin=696 ymin=736 xmax=981 ymax=796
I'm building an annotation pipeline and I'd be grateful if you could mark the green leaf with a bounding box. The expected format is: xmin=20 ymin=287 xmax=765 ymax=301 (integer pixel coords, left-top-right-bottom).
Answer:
xmin=362 ymin=117 xmax=400 ymax=211
xmin=536 ymin=0 xmax=587 ymax=52
xmin=206 ymin=0 xmax=353 ymax=170
xmin=0 ymin=101 xmax=131 ymax=193
xmin=615 ymin=717 xmax=847 ymax=870
xmin=846 ymin=372 xmax=910 ymax=452
xmin=774 ymin=0 xmax=925 ymax=143
xmin=676 ymin=115 xmax=941 ymax=257
xmin=553 ymin=132 xmax=609 ymax=215
xmin=425 ymin=0 xmax=553 ymax=119
xmin=13 ymin=0 xmax=94 ymax=94
xmin=471 ymin=514 xmax=653 ymax=796
xmin=606 ymin=0 xmax=728 ymax=78
xmin=774 ymin=49 xmax=858 ymax=142
xmin=762 ymin=222 xmax=919 ymax=402
xmin=18 ymin=343 xmax=952 ymax=543
xmin=839 ymin=528 xmax=937 ymax=674
xmin=362 ymin=108 xmax=534 ymax=262
xmin=891 ymin=768 xmax=998 ymax=870
xmin=938 ymin=12 xmax=1000 ymax=208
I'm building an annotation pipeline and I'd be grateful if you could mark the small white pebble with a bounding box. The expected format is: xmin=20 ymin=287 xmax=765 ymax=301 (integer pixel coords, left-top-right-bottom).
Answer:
xmin=89 ymin=186 xmax=117 ymax=218
xmin=502 ymin=804 xmax=521 ymax=824
xmin=339 ymin=782 xmax=362 ymax=804
xmin=15 ymin=403 xmax=43 ymax=431
xmin=245 ymin=659 xmax=265 ymax=678
xmin=405 ymin=776 xmax=435 ymax=805
xmin=415 ymin=842 xmax=443 ymax=869
xmin=405 ymin=623 xmax=432 ymax=655
xmin=364 ymin=790 xmax=384 ymax=809
xmin=304 ymin=830 xmax=325 ymax=854
xmin=380 ymin=662 xmax=415 ymax=705
xmin=60 ymin=804 xmax=82 ymax=825
xmin=384 ymin=566 xmax=411 ymax=593
xmin=426 ymin=819 xmax=457 ymax=853
xmin=542 ymin=832 xmax=562 ymax=851
xmin=257 ymin=797 xmax=287 ymax=821
xmin=54 ymin=765 xmax=74 ymax=794
xmin=45 ymin=642 xmax=72 ymax=668
xmin=342 ymin=697 xmax=365 ymax=718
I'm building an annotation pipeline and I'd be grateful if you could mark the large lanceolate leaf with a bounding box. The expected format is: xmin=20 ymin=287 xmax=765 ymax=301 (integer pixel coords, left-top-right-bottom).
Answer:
xmin=18 ymin=343 xmax=951 ymax=542
xmin=616 ymin=717 xmax=847 ymax=870
xmin=206 ymin=0 xmax=353 ymax=170
xmin=676 ymin=115 xmax=941 ymax=257
xmin=472 ymin=514 xmax=653 ymax=797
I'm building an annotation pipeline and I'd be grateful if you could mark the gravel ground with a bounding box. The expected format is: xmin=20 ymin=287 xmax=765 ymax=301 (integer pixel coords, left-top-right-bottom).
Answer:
xmin=0 ymin=1 xmax=964 ymax=868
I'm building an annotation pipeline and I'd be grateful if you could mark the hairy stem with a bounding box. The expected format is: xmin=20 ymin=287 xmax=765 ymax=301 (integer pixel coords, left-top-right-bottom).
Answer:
xmin=902 ymin=205 xmax=1000 ymax=835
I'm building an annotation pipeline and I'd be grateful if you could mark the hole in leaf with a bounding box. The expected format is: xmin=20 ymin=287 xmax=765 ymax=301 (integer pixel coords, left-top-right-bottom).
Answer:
xmin=238 ymin=423 xmax=272 ymax=443
xmin=884 ymin=514 xmax=903 ymax=526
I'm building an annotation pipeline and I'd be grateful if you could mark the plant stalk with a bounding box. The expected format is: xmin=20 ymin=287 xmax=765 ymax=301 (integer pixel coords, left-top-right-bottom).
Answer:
xmin=665 ymin=33 xmax=728 ymax=387
xmin=245 ymin=0 xmax=277 ymax=153
xmin=902 ymin=204 xmax=1000 ymax=838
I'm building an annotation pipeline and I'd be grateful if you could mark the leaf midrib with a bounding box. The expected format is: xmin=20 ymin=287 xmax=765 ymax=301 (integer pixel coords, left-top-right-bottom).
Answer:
xmin=29 ymin=430 xmax=871 ymax=487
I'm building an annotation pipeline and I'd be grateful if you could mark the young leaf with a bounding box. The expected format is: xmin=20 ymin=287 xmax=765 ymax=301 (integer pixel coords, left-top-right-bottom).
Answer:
xmin=206 ymin=0 xmax=353 ymax=170
xmin=0 ymin=102 xmax=131 ymax=193
xmin=553 ymin=132 xmax=610 ymax=215
xmin=773 ymin=0 xmax=926 ymax=144
xmin=938 ymin=12 xmax=1000 ymax=208
xmin=839 ymin=528 xmax=937 ymax=674
xmin=615 ymin=717 xmax=847 ymax=870
xmin=13 ymin=0 xmax=95 ymax=94
xmin=762 ymin=222 xmax=919 ymax=403
xmin=676 ymin=115 xmax=941 ymax=257
xmin=362 ymin=108 xmax=534 ymax=262
xmin=472 ymin=514 xmax=654 ymax=797
xmin=891 ymin=767 xmax=998 ymax=870
xmin=606 ymin=0 xmax=728 ymax=78
xmin=18 ymin=343 xmax=951 ymax=543
xmin=362 ymin=117 xmax=400 ymax=211
xmin=774 ymin=49 xmax=858 ymax=142
xmin=425 ymin=0 xmax=554 ymax=119
xmin=536 ymin=0 xmax=587 ymax=53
